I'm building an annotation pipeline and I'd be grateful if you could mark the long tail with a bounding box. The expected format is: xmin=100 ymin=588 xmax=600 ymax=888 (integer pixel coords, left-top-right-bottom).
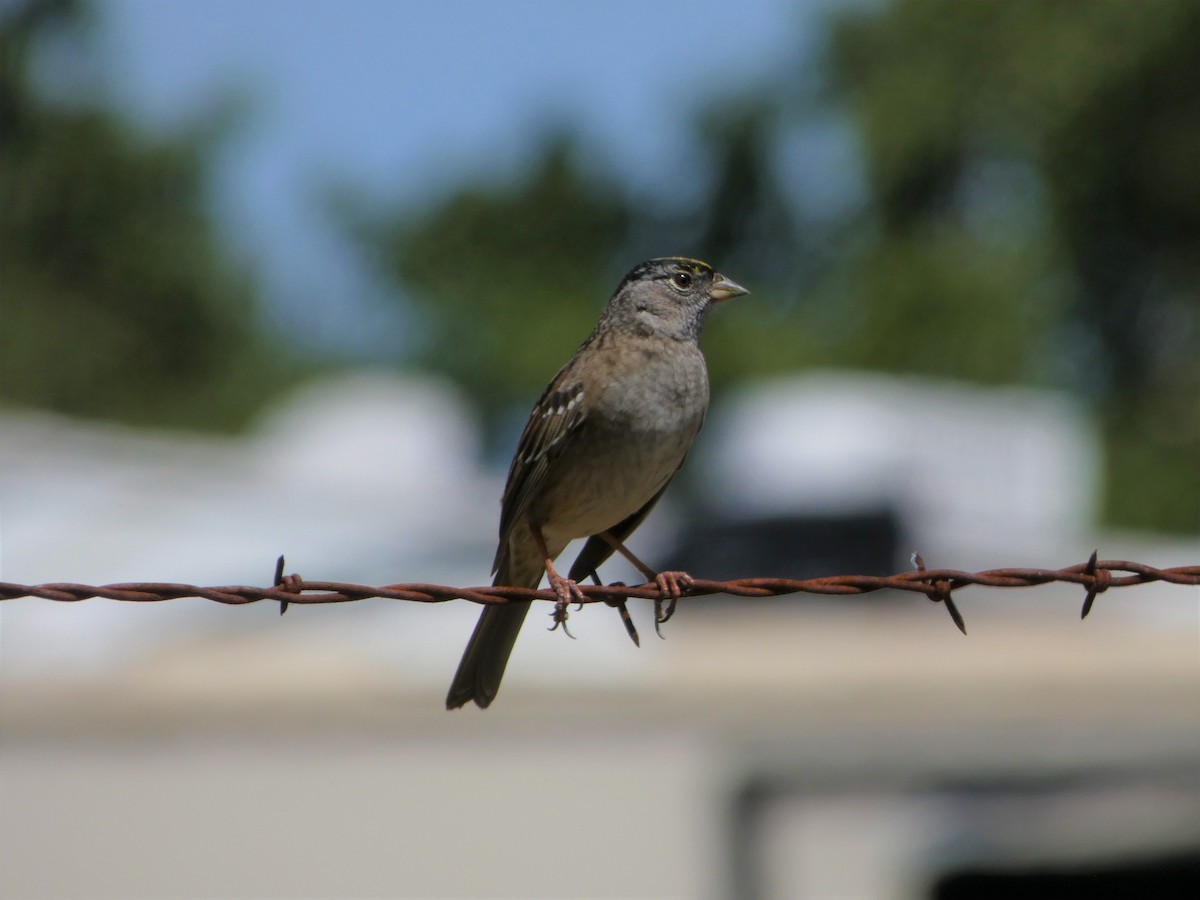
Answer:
xmin=445 ymin=551 xmax=540 ymax=709
xmin=444 ymin=602 xmax=531 ymax=709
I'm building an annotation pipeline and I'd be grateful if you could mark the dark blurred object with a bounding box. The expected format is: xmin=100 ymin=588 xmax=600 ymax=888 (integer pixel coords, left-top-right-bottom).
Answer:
xmin=932 ymin=852 xmax=1200 ymax=900
xmin=727 ymin=766 xmax=1200 ymax=900
xmin=660 ymin=510 xmax=901 ymax=593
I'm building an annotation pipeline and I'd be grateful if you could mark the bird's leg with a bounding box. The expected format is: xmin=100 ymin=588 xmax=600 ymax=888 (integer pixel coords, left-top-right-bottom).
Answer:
xmin=589 ymin=572 xmax=641 ymax=647
xmin=595 ymin=531 xmax=693 ymax=638
xmin=531 ymin=523 xmax=584 ymax=638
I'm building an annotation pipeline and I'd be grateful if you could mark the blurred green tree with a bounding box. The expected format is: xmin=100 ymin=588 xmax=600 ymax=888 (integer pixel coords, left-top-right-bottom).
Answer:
xmin=825 ymin=0 xmax=1200 ymax=531
xmin=0 ymin=0 xmax=294 ymax=431
xmin=351 ymin=0 xmax=1197 ymax=533
xmin=349 ymin=137 xmax=634 ymax=426
xmin=347 ymin=121 xmax=812 ymax=431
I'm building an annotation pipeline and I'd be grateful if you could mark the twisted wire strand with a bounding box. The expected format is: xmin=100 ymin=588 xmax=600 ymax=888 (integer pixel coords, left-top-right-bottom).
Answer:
xmin=2 ymin=555 xmax=1196 ymax=630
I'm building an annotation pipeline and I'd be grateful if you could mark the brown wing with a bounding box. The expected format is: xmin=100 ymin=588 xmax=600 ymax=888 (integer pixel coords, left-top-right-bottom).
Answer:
xmin=491 ymin=365 xmax=588 ymax=574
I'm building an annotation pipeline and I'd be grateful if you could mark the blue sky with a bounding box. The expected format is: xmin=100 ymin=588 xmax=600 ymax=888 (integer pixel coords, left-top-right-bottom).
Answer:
xmin=88 ymin=0 xmax=831 ymax=352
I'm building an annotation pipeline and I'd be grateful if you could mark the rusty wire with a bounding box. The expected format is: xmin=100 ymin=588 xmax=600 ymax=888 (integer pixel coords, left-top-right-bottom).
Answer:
xmin=1 ymin=552 xmax=1196 ymax=635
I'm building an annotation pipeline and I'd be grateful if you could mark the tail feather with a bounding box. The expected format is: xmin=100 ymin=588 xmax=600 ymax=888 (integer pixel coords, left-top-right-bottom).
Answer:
xmin=445 ymin=602 xmax=531 ymax=709
xmin=446 ymin=546 xmax=542 ymax=709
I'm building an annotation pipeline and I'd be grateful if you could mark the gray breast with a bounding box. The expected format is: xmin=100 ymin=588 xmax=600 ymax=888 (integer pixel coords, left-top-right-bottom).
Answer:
xmin=537 ymin=342 xmax=709 ymax=543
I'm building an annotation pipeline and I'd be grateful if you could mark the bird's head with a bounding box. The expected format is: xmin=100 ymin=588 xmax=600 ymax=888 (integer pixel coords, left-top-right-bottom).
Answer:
xmin=602 ymin=257 xmax=748 ymax=341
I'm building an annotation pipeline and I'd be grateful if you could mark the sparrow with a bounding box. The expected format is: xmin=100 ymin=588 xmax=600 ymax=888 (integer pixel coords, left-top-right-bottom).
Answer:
xmin=446 ymin=257 xmax=748 ymax=708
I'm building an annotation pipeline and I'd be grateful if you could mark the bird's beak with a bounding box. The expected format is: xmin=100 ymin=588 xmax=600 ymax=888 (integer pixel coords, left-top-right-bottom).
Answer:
xmin=710 ymin=273 xmax=749 ymax=302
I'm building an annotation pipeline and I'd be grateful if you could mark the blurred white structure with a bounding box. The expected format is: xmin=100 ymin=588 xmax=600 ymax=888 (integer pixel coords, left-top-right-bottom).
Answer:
xmin=703 ymin=371 xmax=1102 ymax=565
xmin=1 ymin=370 xmax=491 ymax=586
xmin=1 ymin=370 xmax=1196 ymax=899
xmin=0 ymin=372 xmax=498 ymax=681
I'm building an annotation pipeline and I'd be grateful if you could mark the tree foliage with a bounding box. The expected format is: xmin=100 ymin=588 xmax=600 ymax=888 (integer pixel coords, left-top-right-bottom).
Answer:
xmin=354 ymin=0 xmax=1197 ymax=532
xmin=4 ymin=1 xmax=1193 ymax=531
xmin=352 ymin=139 xmax=633 ymax=422
xmin=0 ymin=0 xmax=294 ymax=430
xmin=825 ymin=0 xmax=1199 ymax=531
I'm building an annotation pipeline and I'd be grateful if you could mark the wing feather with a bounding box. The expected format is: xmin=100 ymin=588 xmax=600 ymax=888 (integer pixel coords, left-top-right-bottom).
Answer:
xmin=492 ymin=367 xmax=588 ymax=573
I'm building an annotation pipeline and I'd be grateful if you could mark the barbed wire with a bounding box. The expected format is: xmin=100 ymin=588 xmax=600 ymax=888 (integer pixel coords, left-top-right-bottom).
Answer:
xmin=1 ymin=553 xmax=1196 ymax=637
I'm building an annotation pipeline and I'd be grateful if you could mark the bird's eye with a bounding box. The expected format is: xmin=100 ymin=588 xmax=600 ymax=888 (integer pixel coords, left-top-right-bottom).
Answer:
xmin=671 ymin=272 xmax=693 ymax=289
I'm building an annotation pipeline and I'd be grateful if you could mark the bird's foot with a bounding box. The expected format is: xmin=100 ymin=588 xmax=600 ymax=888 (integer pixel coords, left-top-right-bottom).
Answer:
xmin=655 ymin=570 xmax=693 ymax=601
xmin=546 ymin=571 xmax=585 ymax=639
xmin=653 ymin=571 xmax=693 ymax=639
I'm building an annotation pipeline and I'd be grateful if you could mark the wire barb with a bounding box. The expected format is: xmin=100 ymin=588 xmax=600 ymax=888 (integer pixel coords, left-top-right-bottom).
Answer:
xmin=593 ymin=574 xmax=641 ymax=647
xmin=273 ymin=555 xmax=289 ymax=615
xmin=912 ymin=553 xmax=967 ymax=634
xmin=1080 ymin=549 xmax=1109 ymax=619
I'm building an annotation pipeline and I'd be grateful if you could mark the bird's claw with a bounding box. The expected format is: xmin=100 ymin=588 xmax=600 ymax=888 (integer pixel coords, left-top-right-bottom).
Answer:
xmin=548 ymin=599 xmax=576 ymax=638
xmin=652 ymin=571 xmax=692 ymax=639
xmin=653 ymin=599 xmax=675 ymax=640
xmin=546 ymin=573 xmax=585 ymax=639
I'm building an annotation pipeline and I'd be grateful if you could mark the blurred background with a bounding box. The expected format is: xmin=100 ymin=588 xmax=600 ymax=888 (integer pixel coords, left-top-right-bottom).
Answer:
xmin=1 ymin=0 xmax=1197 ymax=897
